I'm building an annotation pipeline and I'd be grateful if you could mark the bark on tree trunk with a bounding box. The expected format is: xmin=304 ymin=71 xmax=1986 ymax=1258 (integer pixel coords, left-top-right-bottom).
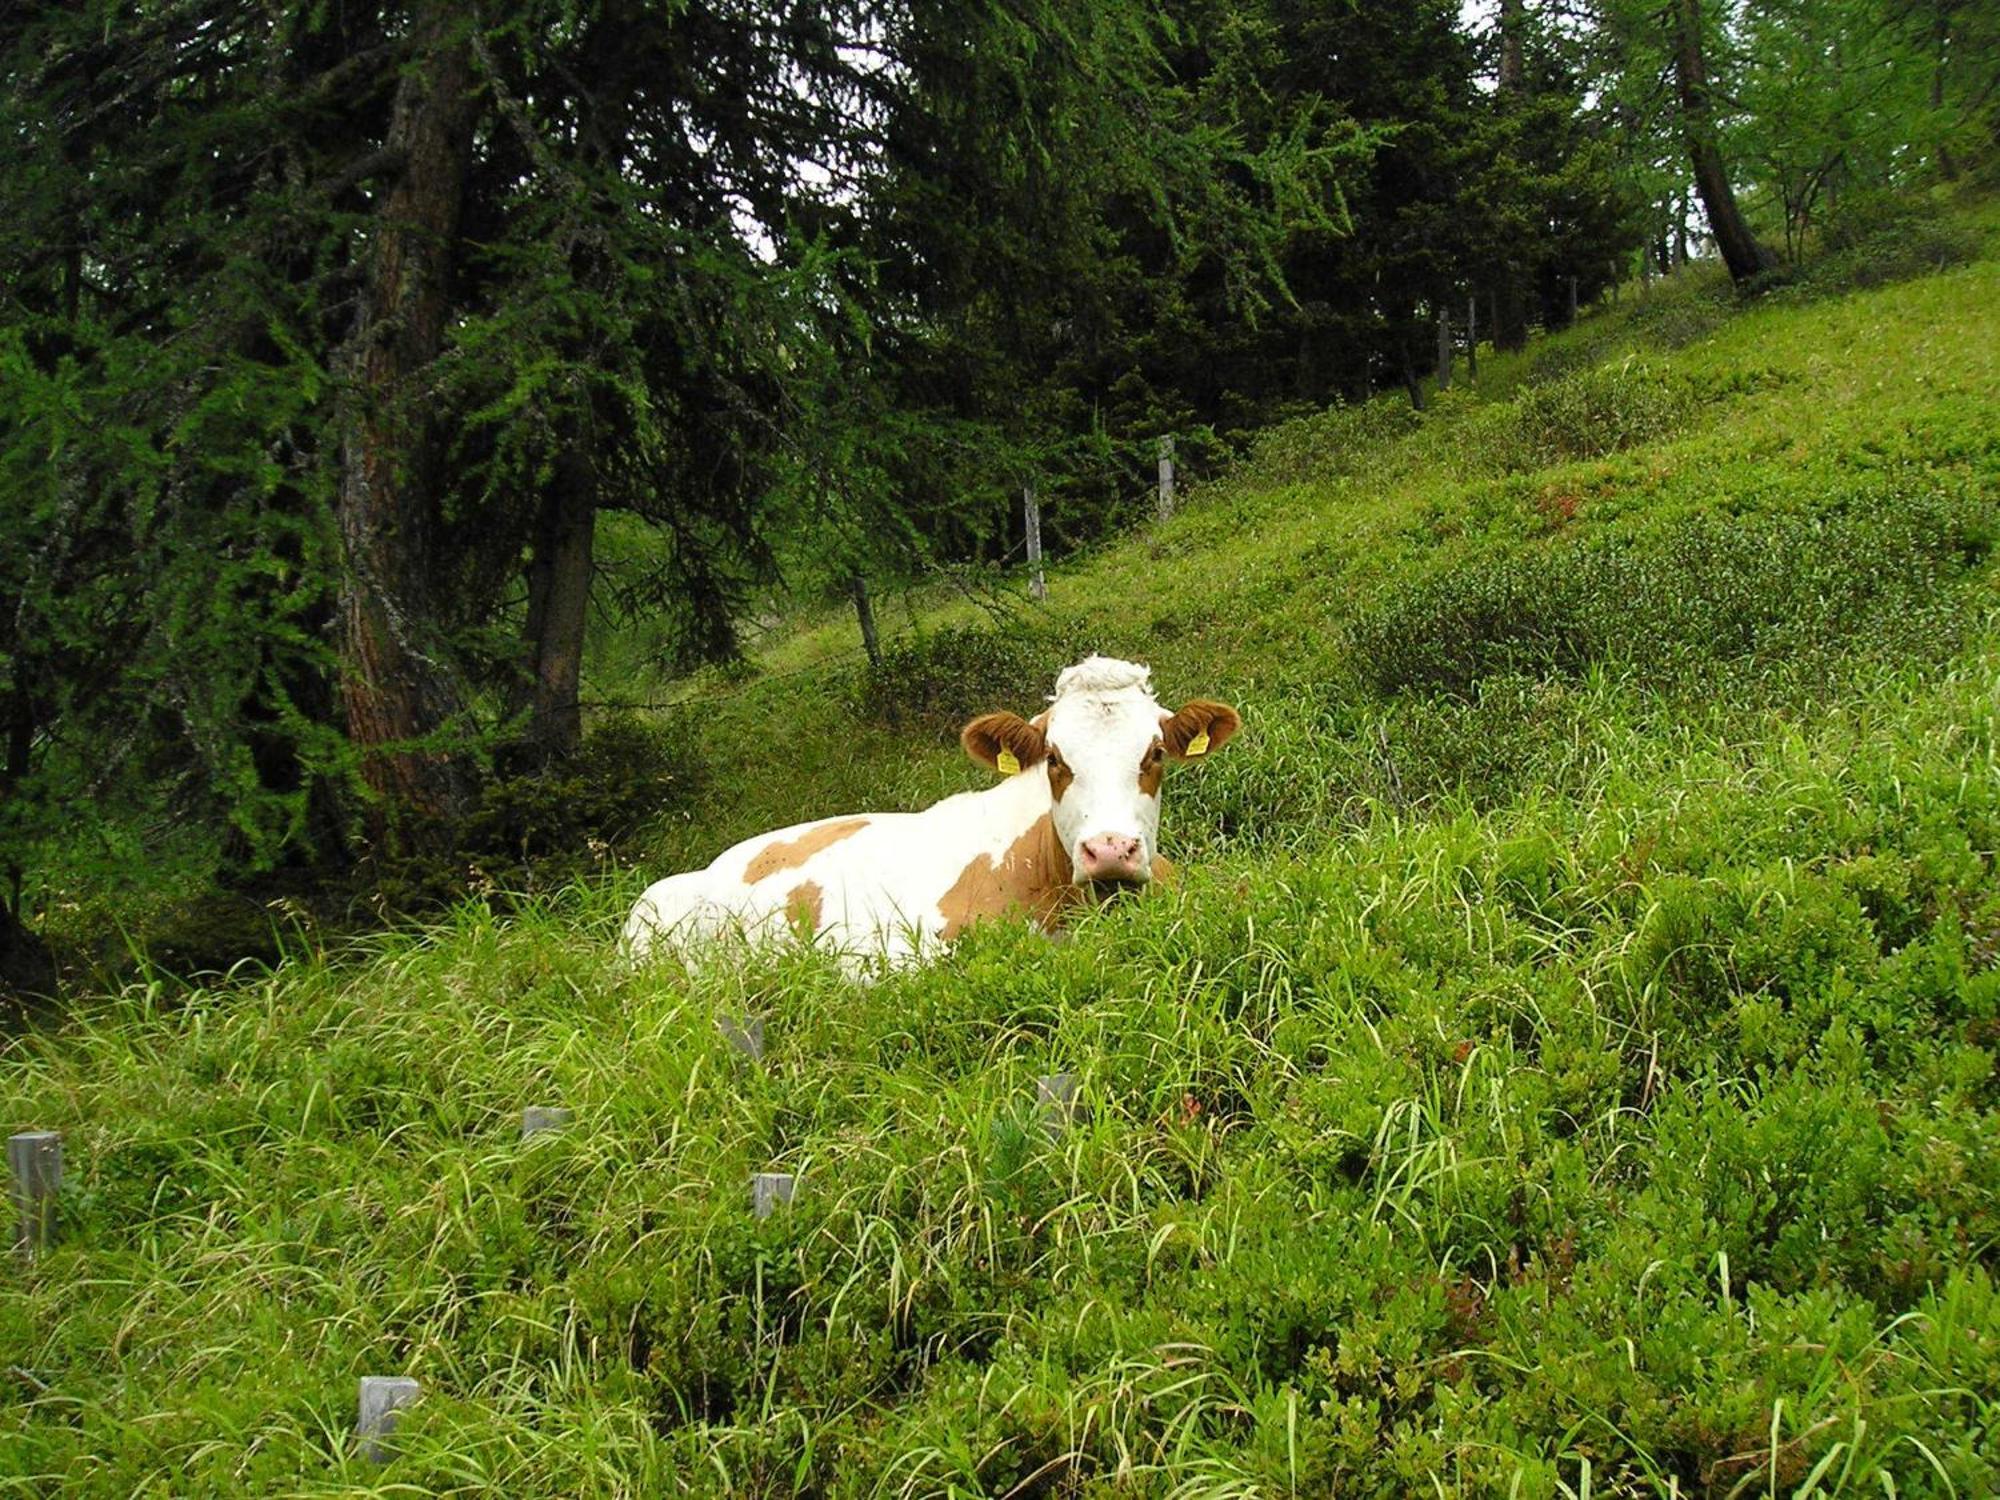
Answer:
xmin=336 ymin=4 xmax=478 ymax=825
xmin=1490 ymin=0 xmax=1531 ymax=351
xmin=1933 ymin=3 xmax=1959 ymax=180
xmin=849 ymin=574 xmax=881 ymax=667
xmin=1435 ymin=305 xmax=1452 ymax=392
xmin=516 ymin=443 xmax=596 ymax=764
xmin=1498 ymin=0 xmax=1525 ymax=92
xmin=1671 ymin=0 xmax=1777 ymax=285
xmin=1494 ymin=279 xmax=1527 ymax=352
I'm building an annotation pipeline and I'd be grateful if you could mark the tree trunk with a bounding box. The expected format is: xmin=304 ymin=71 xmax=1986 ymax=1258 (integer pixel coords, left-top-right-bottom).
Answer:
xmin=516 ymin=441 xmax=596 ymax=764
xmin=0 ymin=696 xmax=55 ymax=997
xmin=1933 ymin=3 xmax=1959 ymax=180
xmin=1435 ymin=305 xmax=1452 ymax=392
xmin=1498 ymin=0 xmax=1525 ymax=92
xmin=1489 ymin=0 xmax=1531 ymax=351
xmin=1670 ymin=0 xmax=1776 ymax=285
xmin=849 ymin=574 xmax=881 ymax=667
xmin=1465 ymin=294 xmax=1477 ymax=382
xmin=1494 ymin=279 xmax=1527 ymax=352
xmin=336 ymin=4 xmax=478 ymax=825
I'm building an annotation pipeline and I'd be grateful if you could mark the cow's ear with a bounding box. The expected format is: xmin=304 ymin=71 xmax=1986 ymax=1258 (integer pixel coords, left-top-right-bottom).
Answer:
xmin=1161 ymin=700 xmax=1241 ymax=761
xmin=961 ymin=712 xmax=1049 ymax=774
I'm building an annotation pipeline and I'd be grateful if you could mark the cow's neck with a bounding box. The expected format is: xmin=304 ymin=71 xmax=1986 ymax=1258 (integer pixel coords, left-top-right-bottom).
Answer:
xmin=980 ymin=763 xmax=1058 ymax=847
xmin=936 ymin=767 xmax=1077 ymax=936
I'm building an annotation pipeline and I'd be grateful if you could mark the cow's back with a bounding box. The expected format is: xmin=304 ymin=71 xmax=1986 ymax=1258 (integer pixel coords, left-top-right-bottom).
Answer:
xmin=623 ymin=798 xmax=993 ymax=967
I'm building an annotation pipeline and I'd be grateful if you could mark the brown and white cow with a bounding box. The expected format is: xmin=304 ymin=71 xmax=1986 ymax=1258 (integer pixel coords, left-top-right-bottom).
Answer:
xmin=622 ymin=656 xmax=1239 ymax=971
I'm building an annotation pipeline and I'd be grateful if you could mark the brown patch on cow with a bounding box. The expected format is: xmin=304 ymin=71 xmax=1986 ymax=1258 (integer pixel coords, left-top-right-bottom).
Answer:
xmin=743 ymin=818 xmax=869 ymax=883
xmin=784 ymin=880 xmax=823 ymax=937
xmin=1161 ymin=699 xmax=1242 ymax=760
xmin=1138 ymin=739 xmax=1165 ymax=796
xmin=936 ymin=814 xmax=1079 ymax=940
xmin=1047 ymin=746 xmax=1075 ymax=802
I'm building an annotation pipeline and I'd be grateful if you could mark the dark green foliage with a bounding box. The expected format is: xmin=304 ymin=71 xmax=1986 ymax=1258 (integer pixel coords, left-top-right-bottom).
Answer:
xmin=1802 ymin=191 xmax=1986 ymax=292
xmin=848 ymin=624 xmax=1081 ymax=740
xmin=369 ymin=715 xmax=701 ymax=914
xmin=4 ymin=0 xmax=1359 ymax=974
xmin=1232 ymin=399 xmax=1428 ymax=489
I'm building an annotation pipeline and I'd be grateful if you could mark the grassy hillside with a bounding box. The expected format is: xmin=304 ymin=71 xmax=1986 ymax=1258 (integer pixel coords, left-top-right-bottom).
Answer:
xmin=5 ymin=204 xmax=1999 ymax=1495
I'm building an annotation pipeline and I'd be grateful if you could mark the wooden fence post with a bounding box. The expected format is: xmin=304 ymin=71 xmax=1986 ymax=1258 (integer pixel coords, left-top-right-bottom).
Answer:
xmin=1036 ymin=1074 xmax=1083 ymax=1135
xmin=716 ymin=1013 xmax=765 ymax=1062
xmin=1023 ymin=485 xmax=1045 ymax=601
xmin=9 ymin=1131 xmax=60 ymax=1259
xmin=357 ymin=1375 xmax=421 ymax=1462
xmin=520 ymin=1106 xmax=572 ymax=1139
xmin=1156 ymin=436 xmax=1175 ymax=523
xmin=751 ymin=1172 xmax=797 ymax=1219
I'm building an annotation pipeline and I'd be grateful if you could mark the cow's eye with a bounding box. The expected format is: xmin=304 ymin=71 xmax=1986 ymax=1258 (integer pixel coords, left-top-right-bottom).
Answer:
xmin=1047 ymin=748 xmax=1063 ymax=768
xmin=1149 ymin=745 xmax=1165 ymax=763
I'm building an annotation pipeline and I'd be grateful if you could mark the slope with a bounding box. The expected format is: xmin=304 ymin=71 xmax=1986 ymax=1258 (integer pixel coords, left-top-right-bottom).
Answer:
xmin=3 ymin=211 xmax=1998 ymax=1496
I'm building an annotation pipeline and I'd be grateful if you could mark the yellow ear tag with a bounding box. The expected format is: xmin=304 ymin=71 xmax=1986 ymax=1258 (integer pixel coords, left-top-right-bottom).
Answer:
xmin=996 ymin=748 xmax=1021 ymax=776
xmin=1186 ymin=729 xmax=1210 ymax=758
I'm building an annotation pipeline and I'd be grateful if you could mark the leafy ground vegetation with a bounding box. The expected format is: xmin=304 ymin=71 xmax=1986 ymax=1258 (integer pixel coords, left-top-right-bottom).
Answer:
xmin=4 ymin=199 xmax=1999 ymax=1495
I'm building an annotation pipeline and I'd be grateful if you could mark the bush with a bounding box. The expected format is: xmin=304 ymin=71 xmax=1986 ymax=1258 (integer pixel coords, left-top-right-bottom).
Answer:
xmin=1351 ymin=489 xmax=1991 ymax=701
xmin=372 ymin=714 xmax=701 ymax=912
xmin=1349 ymin=555 xmax=1594 ymax=699
xmin=1372 ymin=672 xmax=1593 ymax=808
xmin=849 ymin=623 xmax=1077 ymax=739
xmin=1233 ymin=398 xmax=1426 ymax=489
xmin=1802 ymin=192 xmax=1982 ymax=294
xmin=1505 ymin=361 xmax=1697 ymax=469
xmin=1623 ymin=274 xmax=1734 ymax=349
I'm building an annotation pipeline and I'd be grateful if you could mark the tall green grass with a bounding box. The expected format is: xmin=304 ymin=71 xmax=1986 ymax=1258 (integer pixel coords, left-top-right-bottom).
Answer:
xmin=5 ymin=199 xmax=1999 ymax=1495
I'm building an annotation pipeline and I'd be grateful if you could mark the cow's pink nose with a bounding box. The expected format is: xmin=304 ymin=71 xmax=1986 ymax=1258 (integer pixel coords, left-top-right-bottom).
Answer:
xmin=1079 ymin=833 xmax=1146 ymax=882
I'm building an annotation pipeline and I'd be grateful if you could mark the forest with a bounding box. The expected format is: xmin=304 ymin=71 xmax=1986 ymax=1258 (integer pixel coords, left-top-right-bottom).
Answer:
xmin=2 ymin=0 xmax=1990 ymax=986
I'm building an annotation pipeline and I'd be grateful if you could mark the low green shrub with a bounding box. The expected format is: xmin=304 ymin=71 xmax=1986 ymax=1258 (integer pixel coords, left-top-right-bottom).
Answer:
xmin=1623 ymin=273 xmax=1735 ymax=348
xmin=1806 ymin=190 xmax=1983 ymax=293
xmin=1232 ymin=396 xmax=1426 ymax=489
xmin=1351 ymin=488 xmax=1991 ymax=701
xmin=1372 ymin=673 xmax=1596 ymax=809
xmin=848 ymin=622 xmax=1077 ymax=738
xmin=1504 ymin=360 xmax=1698 ymax=468
xmin=371 ymin=713 xmax=700 ymax=912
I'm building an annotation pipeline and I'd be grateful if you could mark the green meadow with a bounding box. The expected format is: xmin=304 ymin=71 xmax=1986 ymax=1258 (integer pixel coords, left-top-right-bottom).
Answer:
xmin=5 ymin=206 xmax=1999 ymax=1496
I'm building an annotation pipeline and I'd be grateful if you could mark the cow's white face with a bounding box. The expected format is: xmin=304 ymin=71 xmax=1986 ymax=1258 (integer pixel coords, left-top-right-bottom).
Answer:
xmin=961 ymin=657 xmax=1240 ymax=887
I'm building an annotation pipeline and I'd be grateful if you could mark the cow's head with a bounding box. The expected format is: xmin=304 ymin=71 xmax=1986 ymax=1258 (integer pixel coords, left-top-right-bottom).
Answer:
xmin=961 ymin=656 xmax=1240 ymax=887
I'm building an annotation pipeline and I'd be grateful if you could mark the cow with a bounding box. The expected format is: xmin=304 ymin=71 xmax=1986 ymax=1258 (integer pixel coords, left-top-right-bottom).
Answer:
xmin=622 ymin=655 xmax=1240 ymax=971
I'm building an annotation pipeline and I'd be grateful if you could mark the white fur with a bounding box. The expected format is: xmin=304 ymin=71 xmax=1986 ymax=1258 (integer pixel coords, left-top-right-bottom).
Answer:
xmin=1039 ymin=657 xmax=1167 ymax=880
xmin=1051 ymin=655 xmax=1154 ymax=700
